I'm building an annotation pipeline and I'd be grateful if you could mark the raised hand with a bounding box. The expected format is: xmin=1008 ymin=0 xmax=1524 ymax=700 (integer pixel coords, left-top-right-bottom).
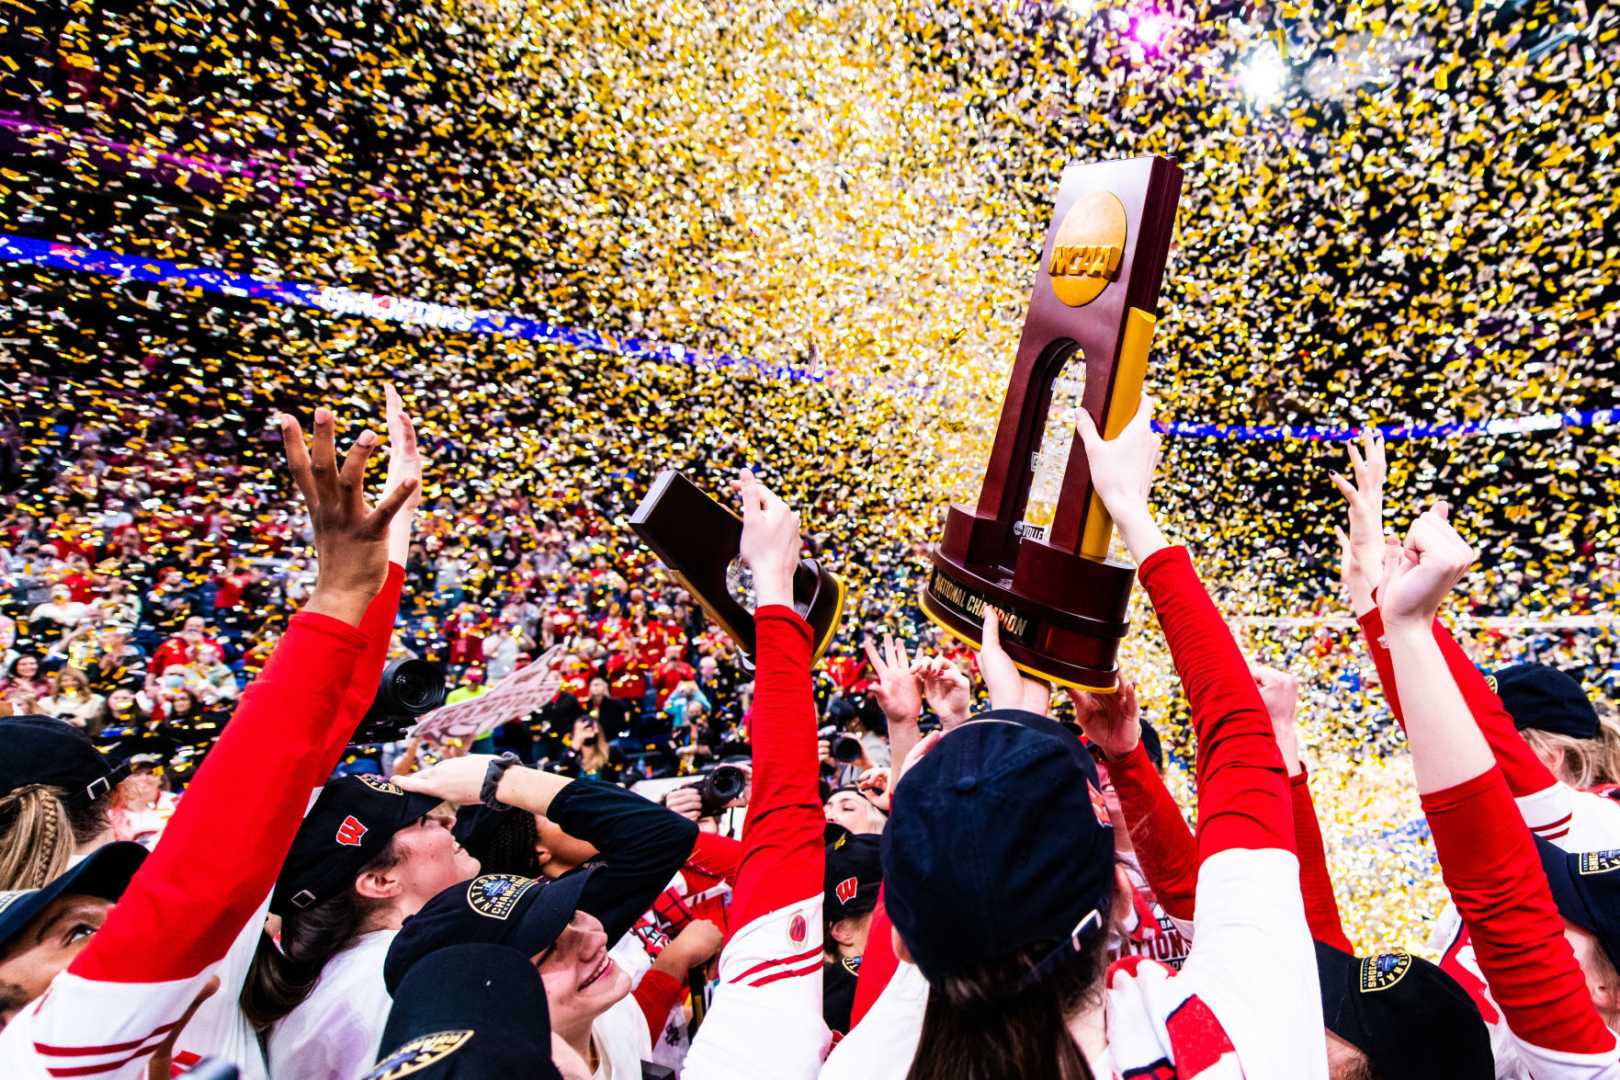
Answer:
xmin=857 ymin=766 xmax=892 ymax=812
xmin=1378 ymin=502 xmax=1476 ymax=632
xmin=280 ymin=406 xmax=418 ymax=627
xmin=864 ymin=632 xmax=922 ymax=726
xmin=395 ymin=752 xmax=497 ymax=805
xmin=1329 ymin=428 xmax=1387 ymax=606
xmin=733 ymin=469 xmax=800 ymax=609
xmin=913 ymin=654 xmax=972 ymax=731
xmin=1067 ymin=676 xmax=1141 ymax=760
xmin=1076 ymin=394 xmax=1167 ymax=561
xmin=979 ymin=606 xmax=1050 ymax=715
xmin=383 ymin=384 xmax=423 ymax=564
xmin=1248 ymin=662 xmax=1302 ymax=776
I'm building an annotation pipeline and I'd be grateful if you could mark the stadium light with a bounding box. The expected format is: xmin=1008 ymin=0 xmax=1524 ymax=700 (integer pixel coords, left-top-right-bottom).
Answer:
xmin=1238 ymin=42 xmax=1287 ymax=106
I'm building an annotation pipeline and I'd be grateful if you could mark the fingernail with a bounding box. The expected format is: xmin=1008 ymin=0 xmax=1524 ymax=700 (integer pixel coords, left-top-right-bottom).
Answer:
xmin=358 ymin=430 xmax=377 ymax=446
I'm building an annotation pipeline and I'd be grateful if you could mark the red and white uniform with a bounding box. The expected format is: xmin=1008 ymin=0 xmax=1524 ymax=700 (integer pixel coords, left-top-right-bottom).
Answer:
xmin=0 ymin=567 xmax=405 ymax=1079
xmin=1358 ymin=609 xmax=1620 ymax=1078
xmin=701 ymin=550 xmax=1326 ymax=1080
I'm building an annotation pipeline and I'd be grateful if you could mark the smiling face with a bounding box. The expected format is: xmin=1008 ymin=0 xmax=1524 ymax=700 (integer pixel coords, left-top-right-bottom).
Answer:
xmin=532 ymin=910 xmax=630 ymax=1034
xmin=0 ymin=895 xmax=112 ymax=1029
xmin=385 ymin=809 xmax=482 ymax=916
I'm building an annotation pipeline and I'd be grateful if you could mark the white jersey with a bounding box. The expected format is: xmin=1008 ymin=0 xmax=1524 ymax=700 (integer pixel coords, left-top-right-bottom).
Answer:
xmin=266 ymin=928 xmax=396 ymax=1080
xmin=592 ymin=993 xmax=653 ymax=1080
xmin=0 ymin=898 xmax=270 ymax=1080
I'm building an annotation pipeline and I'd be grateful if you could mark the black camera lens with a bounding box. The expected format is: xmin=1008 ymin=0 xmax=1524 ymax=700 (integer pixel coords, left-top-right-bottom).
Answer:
xmin=378 ymin=658 xmax=449 ymax=717
xmin=832 ymin=734 xmax=864 ymax=763
xmin=693 ymin=764 xmax=748 ymax=817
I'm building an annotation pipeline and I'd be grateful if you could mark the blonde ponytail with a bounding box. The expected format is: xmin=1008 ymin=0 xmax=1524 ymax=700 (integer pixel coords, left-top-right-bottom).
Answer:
xmin=0 ymin=784 xmax=76 ymax=890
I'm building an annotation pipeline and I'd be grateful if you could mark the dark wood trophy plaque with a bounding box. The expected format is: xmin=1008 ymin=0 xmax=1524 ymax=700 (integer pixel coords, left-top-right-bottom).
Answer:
xmin=920 ymin=156 xmax=1182 ymax=692
xmin=630 ymin=470 xmax=846 ymax=666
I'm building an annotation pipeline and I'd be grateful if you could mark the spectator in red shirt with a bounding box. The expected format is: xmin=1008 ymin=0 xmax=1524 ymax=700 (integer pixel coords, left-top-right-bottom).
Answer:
xmin=149 ymin=615 xmax=226 ymax=676
xmin=653 ymin=645 xmax=695 ymax=709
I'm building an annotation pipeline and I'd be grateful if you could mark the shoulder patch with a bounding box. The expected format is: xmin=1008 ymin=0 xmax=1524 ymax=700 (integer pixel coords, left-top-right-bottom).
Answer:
xmin=788 ymin=911 xmax=808 ymax=945
xmin=1360 ymin=951 xmax=1412 ymax=992
xmin=356 ymin=774 xmax=407 ymax=796
xmin=364 ymin=1030 xmax=475 ymax=1079
xmin=467 ymin=874 xmax=537 ymax=920
xmin=1579 ymin=850 xmax=1620 ymax=875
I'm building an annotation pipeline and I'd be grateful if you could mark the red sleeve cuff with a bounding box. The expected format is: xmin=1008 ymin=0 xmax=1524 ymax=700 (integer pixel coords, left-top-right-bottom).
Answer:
xmin=287 ymin=609 xmax=369 ymax=648
xmin=755 ymin=604 xmax=812 ymax=634
xmin=1420 ymin=767 xmax=1503 ymax=816
xmin=1136 ymin=544 xmax=1191 ymax=582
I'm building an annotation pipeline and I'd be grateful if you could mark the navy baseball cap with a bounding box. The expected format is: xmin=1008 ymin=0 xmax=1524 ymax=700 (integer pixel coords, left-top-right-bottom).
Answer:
xmin=272 ymin=775 xmax=447 ymax=916
xmin=825 ymin=832 xmax=882 ymax=924
xmin=384 ymin=868 xmax=596 ymax=994
xmin=1315 ymin=942 xmax=1492 ymax=1080
xmin=882 ymin=708 xmax=1115 ymax=985
xmin=0 ymin=715 xmax=128 ymax=807
xmin=365 ymin=944 xmax=561 ymax=1080
xmin=1489 ymin=665 xmax=1599 ymax=739
xmin=0 ymin=842 xmax=147 ymax=954
xmin=1536 ymin=838 xmax=1620 ymax=971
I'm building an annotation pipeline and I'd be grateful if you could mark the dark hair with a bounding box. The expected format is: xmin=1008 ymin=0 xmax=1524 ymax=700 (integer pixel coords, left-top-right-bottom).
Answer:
xmin=240 ymin=842 xmax=400 ymax=1029
xmin=466 ymin=811 xmax=541 ymax=878
xmin=905 ymin=935 xmax=1109 ymax=1080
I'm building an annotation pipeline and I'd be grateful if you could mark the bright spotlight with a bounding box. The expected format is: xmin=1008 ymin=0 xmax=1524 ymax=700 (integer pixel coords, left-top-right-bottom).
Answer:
xmin=1132 ymin=10 xmax=1171 ymax=48
xmin=1239 ymin=42 xmax=1288 ymax=106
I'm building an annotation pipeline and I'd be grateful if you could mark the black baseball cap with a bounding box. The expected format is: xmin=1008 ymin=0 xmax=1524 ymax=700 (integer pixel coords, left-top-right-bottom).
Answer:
xmin=384 ymin=868 xmax=596 ymax=994
xmin=825 ymin=832 xmax=882 ymax=923
xmin=0 ymin=842 xmax=147 ymax=954
xmin=1314 ymin=942 xmax=1492 ymax=1080
xmin=0 ymin=715 xmax=128 ymax=807
xmin=1536 ymin=838 xmax=1620 ymax=971
xmin=365 ymin=943 xmax=561 ymax=1080
xmin=271 ymin=775 xmax=446 ymax=916
xmin=882 ymin=708 xmax=1115 ymax=985
xmin=1489 ymin=664 xmax=1599 ymax=739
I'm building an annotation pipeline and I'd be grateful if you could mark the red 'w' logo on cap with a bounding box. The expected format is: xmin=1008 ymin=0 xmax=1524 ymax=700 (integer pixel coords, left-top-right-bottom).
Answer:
xmin=335 ymin=815 xmax=368 ymax=847
xmin=836 ymin=876 xmax=859 ymax=905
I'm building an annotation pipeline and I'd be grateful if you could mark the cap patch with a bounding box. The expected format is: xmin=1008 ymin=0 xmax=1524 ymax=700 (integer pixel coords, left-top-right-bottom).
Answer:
xmin=789 ymin=911 xmax=808 ymax=945
xmin=1359 ymin=952 xmax=1412 ymax=993
xmin=467 ymin=874 xmax=537 ymax=920
xmin=335 ymin=815 xmax=368 ymax=847
xmin=835 ymin=876 xmax=859 ymax=905
xmin=365 ymin=1030 xmax=474 ymax=1079
xmin=1486 ymin=675 xmax=1499 ymax=694
xmin=356 ymin=775 xmax=407 ymax=796
xmin=1578 ymin=850 xmax=1620 ymax=876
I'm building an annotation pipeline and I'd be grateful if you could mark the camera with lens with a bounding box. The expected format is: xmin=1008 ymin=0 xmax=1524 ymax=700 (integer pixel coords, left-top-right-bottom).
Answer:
xmin=352 ymin=658 xmax=449 ymax=744
xmin=817 ymin=724 xmax=865 ymax=764
xmin=684 ymin=763 xmax=748 ymax=818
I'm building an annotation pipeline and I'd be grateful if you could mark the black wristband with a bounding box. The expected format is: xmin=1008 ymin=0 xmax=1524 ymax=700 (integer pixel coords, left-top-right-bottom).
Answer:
xmin=481 ymin=752 xmax=522 ymax=811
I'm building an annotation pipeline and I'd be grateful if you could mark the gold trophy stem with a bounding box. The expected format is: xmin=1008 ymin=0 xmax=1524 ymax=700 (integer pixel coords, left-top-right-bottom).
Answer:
xmin=1080 ymin=307 xmax=1156 ymax=561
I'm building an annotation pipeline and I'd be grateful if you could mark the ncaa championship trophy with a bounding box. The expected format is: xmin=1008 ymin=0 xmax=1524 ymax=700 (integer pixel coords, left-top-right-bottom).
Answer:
xmin=920 ymin=155 xmax=1183 ymax=692
xmin=630 ymin=470 xmax=846 ymax=667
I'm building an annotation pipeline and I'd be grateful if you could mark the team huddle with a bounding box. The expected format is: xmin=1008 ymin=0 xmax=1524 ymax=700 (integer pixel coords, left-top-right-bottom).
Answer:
xmin=1 ymin=387 xmax=1619 ymax=1080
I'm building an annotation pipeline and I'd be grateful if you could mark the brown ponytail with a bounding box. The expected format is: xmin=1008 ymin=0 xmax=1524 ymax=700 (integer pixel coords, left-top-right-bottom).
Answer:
xmin=905 ymin=935 xmax=1108 ymax=1080
xmin=0 ymin=784 xmax=76 ymax=890
xmin=240 ymin=843 xmax=400 ymax=1030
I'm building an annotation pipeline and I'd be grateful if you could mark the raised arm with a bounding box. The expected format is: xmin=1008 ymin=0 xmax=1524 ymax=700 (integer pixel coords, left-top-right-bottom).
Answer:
xmin=1379 ymin=503 xmax=1617 ymax=1066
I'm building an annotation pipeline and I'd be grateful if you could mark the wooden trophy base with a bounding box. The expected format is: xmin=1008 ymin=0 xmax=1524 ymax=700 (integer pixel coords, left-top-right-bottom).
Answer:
xmin=920 ymin=504 xmax=1135 ymax=692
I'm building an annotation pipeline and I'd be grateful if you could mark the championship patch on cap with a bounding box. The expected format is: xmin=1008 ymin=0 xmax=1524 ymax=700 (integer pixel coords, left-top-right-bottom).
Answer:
xmin=0 ymin=891 xmax=30 ymax=917
xmin=365 ymin=1030 xmax=475 ymax=1079
xmin=357 ymin=774 xmax=408 ymax=796
xmin=1578 ymin=850 xmax=1620 ymax=875
xmin=1359 ymin=951 xmax=1412 ymax=993
xmin=835 ymin=876 xmax=859 ymax=906
xmin=336 ymin=815 xmax=368 ymax=847
xmin=1486 ymin=675 xmax=1499 ymax=695
xmin=467 ymin=874 xmax=537 ymax=920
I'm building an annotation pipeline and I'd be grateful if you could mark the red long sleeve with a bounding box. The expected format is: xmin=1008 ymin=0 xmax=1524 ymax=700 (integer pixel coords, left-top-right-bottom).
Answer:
xmin=849 ymin=891 xmax=899 ymax=1029
xmin=1107 ymin=741 xmax=1198 ymax=921
xmin=730 ymin=606 xmax=820 ymax=929
xmin=336 ymin=562 xmax=405 ymax=735
xmin=74 ymin=612 xmax=366 ymax=982
xmin=1358 ymin=610 xmax=1554 ymax=800
xmin=633 ymin=968 xmax=685 ymax=1042
xmin=1422 ymin=768 xmax=1616 ymax=1056
xmin=1138 ymin=547 xmax=1294 ymax=857
xmin=1290 ymin=769 xmax=1354 ymax=954
xmin=686 ymin=830 xmax=744 ymax=886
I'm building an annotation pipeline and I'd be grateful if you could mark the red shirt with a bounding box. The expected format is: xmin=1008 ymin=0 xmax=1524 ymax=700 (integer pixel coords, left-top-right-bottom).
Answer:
xmin=653 ymin=659 xmax=695 ymax=708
